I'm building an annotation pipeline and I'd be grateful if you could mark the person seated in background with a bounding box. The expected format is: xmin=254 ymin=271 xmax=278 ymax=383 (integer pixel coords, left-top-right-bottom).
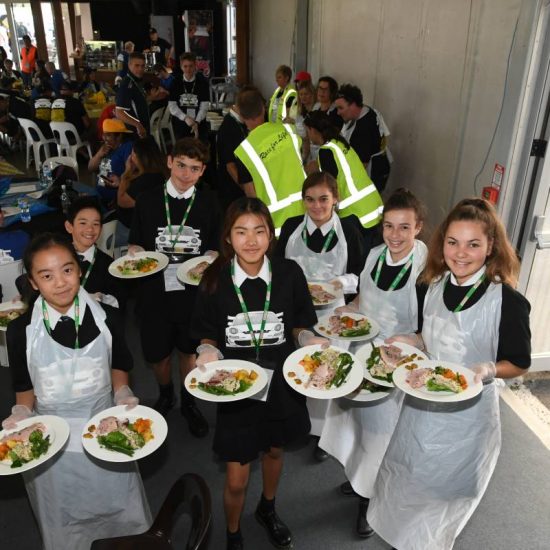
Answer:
xmin=32 ymin=81 xmax=54 ymax=138
xmin=115 ymin=41 xmax=135 ymax=83
xmin=64 ymin=196 xmax=125 ymax=308
xmin=2 ymin=59 xmax=22 ymax=84
xmin=0 ymin=83 xmax=31 ymax=148
xmin=149 ymin=62 xmax=173 ymax=114
xmin=117 ymin=136 xmax=168 ymax=232
xmin=88 ymin=118 xmax=133 ymax=206
xmin=50 ymin=80 xmax=90 ymax=136
xmin=31 ymin=60 xmax=50 ymax=99
xmin=79 ymin=67 xmax=101 ymax=98
xmin=45 ymin=61 xmax=67 ymax=97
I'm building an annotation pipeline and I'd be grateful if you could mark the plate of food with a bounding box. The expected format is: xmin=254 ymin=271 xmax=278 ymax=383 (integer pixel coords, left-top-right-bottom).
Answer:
xmin=108 ymin=251 xmax=169 ymax=279
xmin=184 ymin=360 xmax=268 ymax=403
xmin=283 ymin=345 xmax=363 ymax=399
xmin=357 ymin=340 xmax=428 ymax=388
xmin=344 ymin=378 xmax=391 ymax=402
xmin=308 ymin=282 xmax=342 ymax=307
xmin=0 ymin=300 xmax=27 ymax=332
xmin=81 ymin=405 xmax=168 ymax=462
xmin=177 ymin=255 xmax=215 ymax=286
xmin=314 ymin=312 xmax=379 ymax=342
xmin=393 ymin=360 xmax=483 ymax=403
xmin=0 ymin=415 xmax=70 ymax=475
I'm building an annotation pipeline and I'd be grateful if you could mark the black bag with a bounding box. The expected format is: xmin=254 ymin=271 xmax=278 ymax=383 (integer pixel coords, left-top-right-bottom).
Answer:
xmin=46 ymin=164 xmax=79 ymax=210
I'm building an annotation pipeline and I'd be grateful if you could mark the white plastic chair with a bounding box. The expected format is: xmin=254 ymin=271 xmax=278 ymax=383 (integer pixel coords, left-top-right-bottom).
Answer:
xmin=97 ymin=219 xmax=117 ymax=258
xmin=150 ymin=107 xmax=164 ymax=151
xmin=160 ymin=106 xmax=175 ymax=152
xmin=50 ymin=121 xmax=93 ymax=161
xmin=18 ymin=118 xmax=57 ymax=173
xmin=42 ymin=155 xmax=79 ymax=177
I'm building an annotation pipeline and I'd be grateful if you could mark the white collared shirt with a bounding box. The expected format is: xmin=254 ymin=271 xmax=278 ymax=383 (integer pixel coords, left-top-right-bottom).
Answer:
xmin=43 ymin=293 xmax=87 ymax=330
xmin=385 ymin=247 xmax=414 ymax=267
xmin=306 ymin=215 xmax=334 ymax=236
xmin=78 ymin=244 xmax=96 ymax=263
xmin=166 ymin=179 xmax=195 ymax=200
xmin=229 ymin=107 xmax=243 ymax=124
xmin=183 ymin=74 xmax=196 ymax=83
xmin=449 ymin=265 xmax=487 ymax=287
xmin=233 ymin=256 xmax=270 ymax=288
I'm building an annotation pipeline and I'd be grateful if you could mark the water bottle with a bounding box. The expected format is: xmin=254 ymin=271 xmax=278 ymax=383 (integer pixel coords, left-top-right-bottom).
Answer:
xmin=41 ymin=164 xmax=52 ymax=190
xmin=17 ymin=197 xmax=31 ymax=223
xmin=60 ymin=185 xmax=71 ymax=216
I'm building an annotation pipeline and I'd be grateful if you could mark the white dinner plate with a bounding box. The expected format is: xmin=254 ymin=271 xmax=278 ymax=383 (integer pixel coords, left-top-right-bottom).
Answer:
xmin=344 ymin=380 xmax=391 ymax=402
xmin=314 ymin=312 xmax=380 ymax=342
xmin=108 ymin=251 xmax=169 ymax=279
xmin=392 ymin=360 xmax=483 ymax=403
xmin=81 ymin=405 xmax=168 ymax=463
xmin=184 ymin=360 xmax=268 ymax=403
xmin=0 ymin=300 xmax=26 ymax=332
xmin=307 ymin=281 xmax=343 ymax=308
xmin=283 ymin=345 xmax=363 ymax=399
xmin=176 ymin=255 xmax=215 ymax=286
xmin=357 ymin=340 xmax=428 ymax=388
xmin=0 ymin=415 xmax=70 ymax=476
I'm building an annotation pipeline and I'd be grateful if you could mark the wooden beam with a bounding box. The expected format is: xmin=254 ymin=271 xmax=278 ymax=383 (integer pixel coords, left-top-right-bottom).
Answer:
xmin=30 ymin=0 xmax=48 ymax=61
xmin=52 ymin=1 xmax=69 ymax=74
xmin=68 ymin=2 xmax=77 ymax=47
xmin=235 ymin=0 xmax=249 ymax=86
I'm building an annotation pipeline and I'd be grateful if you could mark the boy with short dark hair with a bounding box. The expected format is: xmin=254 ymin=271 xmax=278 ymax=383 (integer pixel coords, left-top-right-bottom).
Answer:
xmin=129 ymin=137 xmax=221 ymax=436
xmin=65 ymin=196 xmax=124 ymax=308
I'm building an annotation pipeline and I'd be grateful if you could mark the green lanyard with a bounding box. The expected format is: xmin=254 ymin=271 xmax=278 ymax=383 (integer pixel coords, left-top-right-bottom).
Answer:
xmin=42 ymin=294 xmax=80 ymax=349
xmin=447 ymin=272 xmax=486 ymax=313
xmin=231 ymin=257 xmax=272 ymax=361
xmin=163 ymin=184 xmax=196 ymax=251
xmin=374 ymin=247 xmax=414 ymax=290
xmin=301 ymin=223 xmax=336 ymax=253
xmin=80 ymin=247 xmax=96 ymax=288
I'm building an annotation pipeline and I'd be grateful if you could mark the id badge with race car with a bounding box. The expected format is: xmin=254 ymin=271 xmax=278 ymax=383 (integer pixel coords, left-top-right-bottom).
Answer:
xmin=164 ymin=263 xmax=185 ymax=292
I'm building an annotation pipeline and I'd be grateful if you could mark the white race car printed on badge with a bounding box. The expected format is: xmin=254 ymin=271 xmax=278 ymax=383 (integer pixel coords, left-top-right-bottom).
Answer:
xmin=155 ymin=225 xmax=201 ymax=255
xmin=225 ymin=311 xmax=286 ymax=348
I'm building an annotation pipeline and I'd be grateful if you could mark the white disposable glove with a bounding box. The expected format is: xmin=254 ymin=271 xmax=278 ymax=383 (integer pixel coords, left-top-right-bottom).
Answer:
xmin=114 ymin=385 xmax=139 ymax=410
xmin=128 ymin=245 xmax=144 ymax=257
xmin=2 ymin=404 xmax=33 ymax=430
xmin=196 ymin=344 xmax=223 ymax=371
xmin=334 ymin=302 xmax=360 ymax=315
xmin=385 ymin=332 xmax=425 ymax=351
xmin=204 ymin=250 xmax=219 ymax=260
xmin=471 ymin=361 xmax=497 ymax=383
xmin=298 ymin=329 xmax=329 ymax=349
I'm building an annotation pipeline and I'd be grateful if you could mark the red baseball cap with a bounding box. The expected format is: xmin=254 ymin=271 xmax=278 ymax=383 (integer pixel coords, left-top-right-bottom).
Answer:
xmin=295 ymin=71 xmax=312 ymax=82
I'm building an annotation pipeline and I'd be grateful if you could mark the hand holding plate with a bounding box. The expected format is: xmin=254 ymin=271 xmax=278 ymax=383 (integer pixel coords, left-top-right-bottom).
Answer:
xmin=2 ymin=404 xmax=33 ymax=430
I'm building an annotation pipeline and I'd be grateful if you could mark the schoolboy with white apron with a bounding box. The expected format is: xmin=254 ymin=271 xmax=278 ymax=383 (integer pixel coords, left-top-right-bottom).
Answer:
xmin=319 ymin=240 xmax=427 ymax=496
xmin=368 ymin=267 xmax=502 ymax=550
xmin=284 ymin=211 xmax=348 ymax=435
xmin=23 ymin=288 xmax=151 ymax=550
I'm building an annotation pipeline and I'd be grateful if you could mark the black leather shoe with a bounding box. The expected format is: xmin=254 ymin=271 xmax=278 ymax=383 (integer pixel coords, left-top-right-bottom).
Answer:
xmin=153 ymin=393 xmax=175 ymax=417
xmin=226 ymin=533 xmax=244 ymax=550
xmin=340 ymin=480 xmax=357 ymax=496
xmin=314 ymin=443 xmax=329 ymax=462
xmin=255 ymin=505 xmax=293 ymax=549
xmin=356 ymin=498 xmax=374 ymax=538
xmin=181 ymin=401 xmax=209 ymax=437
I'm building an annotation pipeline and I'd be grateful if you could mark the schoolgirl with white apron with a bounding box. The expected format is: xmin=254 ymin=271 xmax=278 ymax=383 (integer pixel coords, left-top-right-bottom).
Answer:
xmin=23 ymin=288 xmax=151 ymax=550
xmin=284 ymin=211 xmax=350 ymax=436
xmin=319 ymin=239 xmax=427 ymax=496
xmin=367 ymin=268 xmax=503 ymax=550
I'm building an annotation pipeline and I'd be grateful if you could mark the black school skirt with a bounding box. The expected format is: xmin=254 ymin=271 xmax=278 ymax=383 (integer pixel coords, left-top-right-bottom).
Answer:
xmin=213 ymin=367 xmax=310 ymax=465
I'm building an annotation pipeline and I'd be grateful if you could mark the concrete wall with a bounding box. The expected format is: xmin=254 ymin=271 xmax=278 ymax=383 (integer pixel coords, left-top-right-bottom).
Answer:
xmin=249 ymin=0 xmax=540 ymax=230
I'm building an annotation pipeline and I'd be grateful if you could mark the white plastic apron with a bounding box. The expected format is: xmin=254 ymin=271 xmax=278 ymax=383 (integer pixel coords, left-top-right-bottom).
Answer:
xmin=285 ymin=213 xmax=348 ymax=435
xmin=320 ymin=240 xmax=427 ymax=496
xmin=23 ymin=288 xmax=151 ymax=550
xmin=368 ymin=276 xmax=502 ymax=550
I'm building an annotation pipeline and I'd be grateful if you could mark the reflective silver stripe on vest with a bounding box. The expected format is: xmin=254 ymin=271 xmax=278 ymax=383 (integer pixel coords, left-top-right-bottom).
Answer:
xmin=360 ymin=205 xmax=384 ymax=226
xmin=267 ymin=191 xmax=303 ymax=213
xmin=240 ymin=139 xmax=278 ymax=204
xmin=323 ymin=141 xmax=378 ymax=210
xmin=281 ymin=89 xmax=295 ymax=120
xmin=283 ymin=123 xmax=306 ymax=174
